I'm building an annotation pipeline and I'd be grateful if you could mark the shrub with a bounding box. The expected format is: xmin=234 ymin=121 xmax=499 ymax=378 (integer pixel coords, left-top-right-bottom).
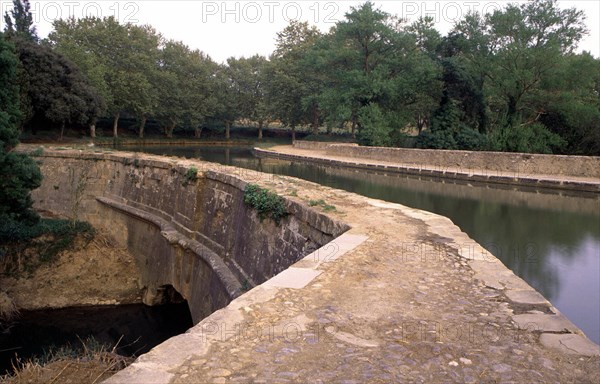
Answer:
xmin=243 ymin=184 xmax=288 ymax=224
xmin=416 ymin=129 xmax=457 ymax=149
xmin=490 ymin=123 xmax=567 ymax=154
xmin=0 ymin=218 xmax=95 ymax=275
xmin=182 ymin=166 xmax=198 ymax=186
xmin=455 ymin=128 xmax=488 ymax=150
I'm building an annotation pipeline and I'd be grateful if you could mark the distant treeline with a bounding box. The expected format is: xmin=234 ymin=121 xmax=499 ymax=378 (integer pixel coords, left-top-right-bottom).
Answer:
xmin=2 ymin=0 xmax=599 ymax=154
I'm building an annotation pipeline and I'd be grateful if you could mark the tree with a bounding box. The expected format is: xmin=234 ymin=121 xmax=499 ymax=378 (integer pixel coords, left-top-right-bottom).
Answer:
xmin=49 ymin=17 xmax=160 ymax=137
xmin=452 ymin=0 xmax=587 ymax=129
xmin=0 ymin=32 xmax=41 ymax=226
xmin=266 ymin=21 xmax=322 ymax=140
xmin=3 ymin=0 xmax=37 ymax=42
xmin=14 ymin=39 xmax=104 ymax=140
xmin=225 ymin=55 xmax=269 ymax=139
xmin=309 ymin=2 xmax=441 ymax=146
xmin=154 ymin=41 xmax=218 ymax=138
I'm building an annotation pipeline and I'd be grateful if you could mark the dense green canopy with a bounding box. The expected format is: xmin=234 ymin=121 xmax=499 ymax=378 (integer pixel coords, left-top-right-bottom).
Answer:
xmin=1 ymin=0 xmax=598 ymax=154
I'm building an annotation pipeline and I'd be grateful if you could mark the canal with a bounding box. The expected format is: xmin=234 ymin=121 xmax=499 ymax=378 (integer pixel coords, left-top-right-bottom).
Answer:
xmin=131 ymin=144 xmax=600 ymax=345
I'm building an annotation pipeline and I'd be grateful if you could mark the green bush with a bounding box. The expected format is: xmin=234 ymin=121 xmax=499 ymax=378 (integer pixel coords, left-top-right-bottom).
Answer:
xmin=182 ymin=166 xmax=198 ymax=186
xmin=490 ymin=123 xmax=567 ymax=154
xmin=243 ymin=184 xmax=288 ymax=224
xmin=357 ymin=104 xmax=393 ymax=147
xmin=416 ymin=129 xmax=457 ymax=149
xmin=0 ymin=218 xmax=95 ymax=274
xmin=455 ymin=128 xmax=488 ymax=150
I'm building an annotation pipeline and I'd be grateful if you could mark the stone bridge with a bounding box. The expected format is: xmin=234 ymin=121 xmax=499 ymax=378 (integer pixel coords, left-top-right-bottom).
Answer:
xmin=23 ymin=146 xmax=599 ymax=383
xmin=30 ymin=149 xmax=348 ymax=323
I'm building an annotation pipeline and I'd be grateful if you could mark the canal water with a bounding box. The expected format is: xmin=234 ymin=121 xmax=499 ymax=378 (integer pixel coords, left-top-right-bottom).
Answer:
xmin=0 ymin=302 xmax=192 ymax=375
xmin=131 ymin=145 xmax=600 ymax=345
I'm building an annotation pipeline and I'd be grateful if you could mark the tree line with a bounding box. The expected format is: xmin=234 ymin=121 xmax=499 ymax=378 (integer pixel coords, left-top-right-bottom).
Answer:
xmin=2 ymin=0 xmax=599 ymax=154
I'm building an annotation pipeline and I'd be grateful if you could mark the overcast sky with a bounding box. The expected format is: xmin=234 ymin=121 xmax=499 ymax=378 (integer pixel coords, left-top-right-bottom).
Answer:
xmin=3 ymin=1 xmax=599 ymax=63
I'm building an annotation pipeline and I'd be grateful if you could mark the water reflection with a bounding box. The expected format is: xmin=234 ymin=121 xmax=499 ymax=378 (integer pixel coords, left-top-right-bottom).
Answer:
xmin=128 ymin=145 xmax=600 ymax=344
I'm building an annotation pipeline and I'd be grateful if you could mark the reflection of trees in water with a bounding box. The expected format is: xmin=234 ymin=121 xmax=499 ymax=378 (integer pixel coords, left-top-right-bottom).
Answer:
xmin=450 ymin=201 xmax=599 ymax=300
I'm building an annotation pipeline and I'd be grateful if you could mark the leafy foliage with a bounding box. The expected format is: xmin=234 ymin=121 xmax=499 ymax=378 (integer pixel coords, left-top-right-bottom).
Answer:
xmin=3 ymin=0 xmax=37 ymax=41
xmin=0 ymin=32 xmax=41 ymax=225
xmin=0 ymin=218 xmax=94 ymax=270
xmin=489 ymin=123 xmax=566 ymax=154
xmin=13 ymin=38 xmax=104 ymax=138
xmin=3 ymin=1 xmax=599 ymax=154
xmin=243 ymin=184 xmax=288 ymax=224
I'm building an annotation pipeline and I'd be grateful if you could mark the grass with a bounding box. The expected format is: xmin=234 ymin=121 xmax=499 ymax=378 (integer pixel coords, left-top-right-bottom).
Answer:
xmin=308 ymin=199 xmax=337 ymax=212
xmin=1 ymin=336 xmax=133 ymax=384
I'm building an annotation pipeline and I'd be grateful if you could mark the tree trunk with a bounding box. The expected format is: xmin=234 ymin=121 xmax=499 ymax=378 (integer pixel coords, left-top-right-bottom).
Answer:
xmin=291 ymin=124 xmax=296 ymax=142
xmin=311 ymin=104 xmax=319 ymax=135
xmin=351 ymin=114 xmax=357 ymax=138
xmin=195 ymin=126 xmax=203 ymax=138
xmin=258 ymin=120 xmax=263 ymax=140
xmin=507 ymin=96 xmax=518 ymax=127
xmin=139 ymin=115 xmax=147 ymax=138
xmin=59 ymin=121 xmax=65 ymax=141
xmin=89 ymin=123 xmax=96 ymax=138
xmin=112 ymin=112 xmax=120 ymax=137
xmin=416 ymin=113 xmax=425 ymax=134
xmin=225 ymin=121 xmax=231 ymax=140
xmin=165 ymin=122 xmax=175 ymax=138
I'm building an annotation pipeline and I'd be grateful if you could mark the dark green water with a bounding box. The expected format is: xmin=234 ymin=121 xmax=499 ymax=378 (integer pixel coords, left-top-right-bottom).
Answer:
xmin=129 ymin=145 xmax=600 ymax=345
xmin=0 ymin=302 xmax=193 ymax=375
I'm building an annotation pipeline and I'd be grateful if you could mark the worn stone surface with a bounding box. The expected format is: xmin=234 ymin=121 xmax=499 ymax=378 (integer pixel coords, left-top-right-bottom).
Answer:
xmin=16 ymin=145 xmax=599 ymax=383
xmin=540 ymin=334 xmax=600 ymax=356
xmin=506 ymin=290 xmax=551 ymax=306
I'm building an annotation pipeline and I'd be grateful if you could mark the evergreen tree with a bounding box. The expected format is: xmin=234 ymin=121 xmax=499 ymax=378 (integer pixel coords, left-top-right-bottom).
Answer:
xmin=0 ymin=32 xmax=41 ymax=227
xmin=3 ymin=0 xmax=37 ymax=41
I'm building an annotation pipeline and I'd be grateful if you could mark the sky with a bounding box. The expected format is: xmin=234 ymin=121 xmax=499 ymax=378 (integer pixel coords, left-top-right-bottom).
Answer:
xmin=1 ymin=0 xmax=598 ymax=63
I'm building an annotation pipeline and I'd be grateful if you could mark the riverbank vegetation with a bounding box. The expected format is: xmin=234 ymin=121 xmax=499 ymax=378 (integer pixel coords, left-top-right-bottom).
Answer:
xmin=0 ymin=26 xmax=94 ymax=325
xmin=2 ymin=0 xmax=599 ymax=155
xmin=1 ymin=337 xmax=132 ymax=384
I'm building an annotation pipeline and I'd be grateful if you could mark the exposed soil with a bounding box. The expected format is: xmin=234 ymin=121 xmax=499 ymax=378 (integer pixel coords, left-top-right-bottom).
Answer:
xmin=0 ymin=230 xmax=142 ymax=311
xmin=0 ymin=229 xmax=143 ymax=383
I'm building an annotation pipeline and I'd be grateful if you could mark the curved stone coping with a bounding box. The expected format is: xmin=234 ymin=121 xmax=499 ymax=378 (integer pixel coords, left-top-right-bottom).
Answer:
xmin=373 ymin=199 xmax=599 ymax=357
xmin=254 ymin=148 xmax=600 ymax=193
xmin=96 ymin=196 xmax=243 ymax=299
xmin=103 ymin=232 xmax=369 ymax=384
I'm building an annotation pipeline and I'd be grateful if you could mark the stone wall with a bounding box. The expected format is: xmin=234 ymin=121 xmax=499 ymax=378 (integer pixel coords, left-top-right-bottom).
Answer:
xmin=30 ymin=149 xmax=349 ymax=323
xmin=293 ymin=141 xmax=600 ymax=179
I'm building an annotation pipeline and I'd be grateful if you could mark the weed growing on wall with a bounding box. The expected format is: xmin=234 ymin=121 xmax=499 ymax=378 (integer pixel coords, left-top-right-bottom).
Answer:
xmin=182 ymin=167 xmax=198 ymax=186
xmin=243 ymin=184 xmax=288 ymax=224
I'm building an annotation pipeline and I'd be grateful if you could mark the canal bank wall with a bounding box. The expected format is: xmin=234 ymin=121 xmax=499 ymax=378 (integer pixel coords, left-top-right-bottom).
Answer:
xmin=14 ymin=145 xmax=599 ymax=383
xmin=288 ymin=141 xmax=600 ymax=192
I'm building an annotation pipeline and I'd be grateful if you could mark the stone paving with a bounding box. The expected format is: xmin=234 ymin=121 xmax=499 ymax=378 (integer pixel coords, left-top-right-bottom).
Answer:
xmin=104 ymin=150 xmax=599 ymax=384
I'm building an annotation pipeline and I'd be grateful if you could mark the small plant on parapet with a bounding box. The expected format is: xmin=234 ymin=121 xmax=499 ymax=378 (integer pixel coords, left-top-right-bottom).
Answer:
xmin=308 ymin=199 xmax=336 ymax=212
xmin=244 ymin=184 xmax=288 ymax=224
xmin=183 ymin=167 xmax=198 ymax=186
